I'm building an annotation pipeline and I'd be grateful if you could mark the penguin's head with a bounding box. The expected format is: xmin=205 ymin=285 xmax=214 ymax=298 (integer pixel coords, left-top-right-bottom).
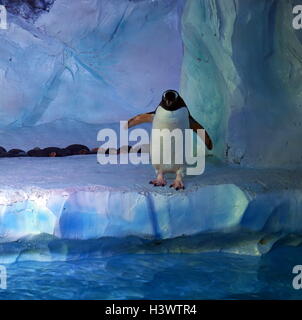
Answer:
xmin=162 ymin=90 xmax=179 ymax=107
xmin=161 ymin=90 xmax=186 ymax=111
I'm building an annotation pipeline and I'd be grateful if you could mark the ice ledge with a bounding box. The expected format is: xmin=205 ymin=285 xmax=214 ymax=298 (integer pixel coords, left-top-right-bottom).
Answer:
xmin=0 ymin=155 xmax=301 ymax=262
xmin=0 ymin=155 xmax=301 ymax=242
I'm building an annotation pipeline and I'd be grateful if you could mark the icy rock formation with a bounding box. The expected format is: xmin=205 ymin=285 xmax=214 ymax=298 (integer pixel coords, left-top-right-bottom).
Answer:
xmin=1 ymin=0 xmax=301 ymax=168
xmin=0 ymin=156 xmax=301 ymax=262
xmin=0 ymin=157 xmax=250 ymax=242
xmin=0 ymin=0 xmax=55 ymax=22
xmin=0 ymin=0 xmax=184 ymax=128
xmin=181 ymin=0 xmax=302 ymax=168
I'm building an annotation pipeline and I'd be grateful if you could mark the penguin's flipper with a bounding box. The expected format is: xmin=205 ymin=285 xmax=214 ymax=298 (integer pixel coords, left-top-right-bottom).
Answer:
xmin=189 ymin=116 xmax=213 ymax=150
xmin=126 ymin=112 xmax=155 ymax=129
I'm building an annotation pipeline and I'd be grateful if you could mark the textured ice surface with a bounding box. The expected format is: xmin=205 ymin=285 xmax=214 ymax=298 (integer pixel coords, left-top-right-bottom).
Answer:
xmin=1 ymin=0 xmax=301 ymax=167
xmin=0 ymin=0 xmax=184 ymax=127
xmin=0 ymin=156 xmax=301 ymax=262
xmin=0 ymin=120 xmax=116 ymax=150
xmin=1 ymin=0 xmax=301 ymax=168
xmin=181 ymin=0 xmax=302 ymax=168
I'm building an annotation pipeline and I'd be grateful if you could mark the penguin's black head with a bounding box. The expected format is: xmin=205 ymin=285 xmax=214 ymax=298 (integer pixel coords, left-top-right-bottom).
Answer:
xmin=162 ymin=90 xmax=179 ymax=109
xmin=163 ymin=90 xmax=178 ymax=107
xmin=161 ymin=90 xmax=186 ymax=111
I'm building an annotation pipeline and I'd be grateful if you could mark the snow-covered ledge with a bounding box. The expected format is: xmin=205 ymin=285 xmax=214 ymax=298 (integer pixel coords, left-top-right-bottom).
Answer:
xmin=0 ymin=155 xmax=301 ymax=244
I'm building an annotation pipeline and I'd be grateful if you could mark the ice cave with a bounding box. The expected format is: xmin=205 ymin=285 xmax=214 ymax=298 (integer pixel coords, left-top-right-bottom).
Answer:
xmin=0 ymin=0 xmax=301 ymax=300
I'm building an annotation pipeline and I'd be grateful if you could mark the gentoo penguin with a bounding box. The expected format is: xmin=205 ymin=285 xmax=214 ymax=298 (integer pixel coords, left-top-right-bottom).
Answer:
xmin=65 ymin=144 xmax=90 ymax=155
xmin=126 ymin=90 xmax=213 ymax=190
xmin=8 ymin=149 xmax=27 ymax=157
xmin=28 ymin=147 xmax=71 ymax=157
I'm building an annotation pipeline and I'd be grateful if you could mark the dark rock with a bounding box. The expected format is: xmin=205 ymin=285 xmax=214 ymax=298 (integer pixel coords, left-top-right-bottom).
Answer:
xmin=0 ymin=0 xmax=55 ymax=22
xmin=0 ymin=146 xmax=7 ymax=154
xmin=27 ymin=147 xmax=42 ymax=157
xmin=42 ymin=147 xmax=71 ymax=157
xmin=65 ymin=144 xmax=90 ymax=155
xmin=28 ymin=147 xmax=70 ymax=157
xmin=8 ymin=149 xmax=27 ymax=157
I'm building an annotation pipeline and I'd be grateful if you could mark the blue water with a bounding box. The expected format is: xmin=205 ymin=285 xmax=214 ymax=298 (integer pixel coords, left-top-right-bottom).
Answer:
xmin=0 ymin=250 xmax=301 ymax=300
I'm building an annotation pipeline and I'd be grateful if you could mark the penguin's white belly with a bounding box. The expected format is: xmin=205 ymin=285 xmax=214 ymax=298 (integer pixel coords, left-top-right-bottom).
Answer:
xmin=151 ymin=106 xmax=190 ymax=173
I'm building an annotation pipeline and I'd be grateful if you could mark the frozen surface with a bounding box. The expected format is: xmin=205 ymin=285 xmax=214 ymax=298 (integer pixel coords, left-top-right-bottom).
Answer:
xmin=0 ymin=155 xmax=301 ymax=262
xmin=181 ymin=0 xmax=302 ymax=168
xmin=1 ymin=0 xmax=301 ymax=169
xmin=0 ymin=119 xmax=112 ymax=151
xmin=0 ymin=0 xmax=184 ymax=127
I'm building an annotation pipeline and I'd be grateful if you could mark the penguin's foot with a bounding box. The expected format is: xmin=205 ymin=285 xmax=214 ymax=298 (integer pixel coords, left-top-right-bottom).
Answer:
xmin=170 ymin=180 xmax=185 ymax=191
xmin=149 ymin=177 xmax=167 ymax=187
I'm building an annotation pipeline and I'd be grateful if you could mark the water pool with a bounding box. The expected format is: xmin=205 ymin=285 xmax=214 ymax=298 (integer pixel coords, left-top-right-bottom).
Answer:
xmin=0 ymin=249 xmax=300 ymax=300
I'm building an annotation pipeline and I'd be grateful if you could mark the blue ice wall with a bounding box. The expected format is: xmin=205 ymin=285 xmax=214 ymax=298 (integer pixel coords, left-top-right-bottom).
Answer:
xmin=1 ymin=0 xmax=301 ymax=166
xmin=181 ymin=0 xmax=302 ymax=168
xmin=0 ymin=0 xmax=185 ymax=127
